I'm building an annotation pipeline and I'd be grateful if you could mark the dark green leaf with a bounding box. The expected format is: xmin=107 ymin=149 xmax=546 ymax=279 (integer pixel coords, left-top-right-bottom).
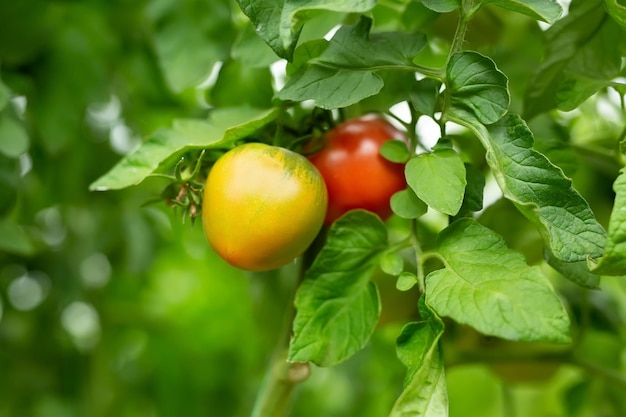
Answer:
xmin=426 ymin=218 xmax=571 ymax=343
xmin=484 ymin=0 xmax=562 ymax=23
xmin=391 ymin=188 xmax=428 ymax=219
xmin=208 ymin=60 xmax=274 ymax=108
xmin=456 ymin=163 xmax=485 ymax=215
xmin=90 ymin=107 xmax=278 ymax=191
xmin=389 ymin=300 xmax=447 ymax=416
xmin=446 ymin=51 xmax=509 ymax=125
xmin=410 ymin=78 xmax=441 ymax=117
xmin=450 ymin=112 xmax=606 ymax=264
xmin=0 ymin=78 xmax=9 ymax=110
xmin=405 ymin=149 xmax=466 ymax=216
xmin=546 ymin=250 xmax=600 ymax=289
xmin=231 ymin=22 xmax=280 ymax=68
xmin=0 ymin=219 xmax=35 ymax=255
xmin=524 ymin=0 xmax=622 ymax=118
xmin=590 ymin=167 xmax=626 ymax=275
xmin=236 ymin=0 xmax=376 ymax=60
xmin=289 ymin=211 xmax=387 ymax=366
xmin=277 ymin=17 xmax=426 ymax=109
xmin=151 ymin=1 xmax=235 ymax=92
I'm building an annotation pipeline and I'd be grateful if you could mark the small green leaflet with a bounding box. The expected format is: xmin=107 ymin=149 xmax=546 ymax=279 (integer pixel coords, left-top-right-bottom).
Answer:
xmin=236 ymin=0 xmax=376 ymax=61
xmin=277 ymin=17 xmax=426 ymax=109
xmin=89 ymin=107 xmax=278 ymax=191
xmin=446 ymin=51 xmax=509 ymax=125
xmin=289 ymin=211 xmax=387 ymax=367
xmin=450 ymin=111 xmax=606 ymax=264
xmin=483 ymin=0 xmax=562 ymax=23
xmin=426 ymin=218 xmax=571 ymax=343
xmin=388 ymin=300 xmax=448 ymax=417
xmin=421 ymin=0 xmax=459 ymax=13
xmin=590 ymin=167 xmax=626 ymax=275
xmin=405 ymin=149 xmax=466 ymax=216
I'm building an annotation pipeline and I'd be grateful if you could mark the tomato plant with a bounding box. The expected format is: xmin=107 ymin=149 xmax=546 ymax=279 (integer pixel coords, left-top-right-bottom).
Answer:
xmin=4 ymin=0 xmax=626 ymax=417
xmin=308 ymin=115 xmax=407 ymax=225
xmin=202 ymin=143 xmax=327 ymax=271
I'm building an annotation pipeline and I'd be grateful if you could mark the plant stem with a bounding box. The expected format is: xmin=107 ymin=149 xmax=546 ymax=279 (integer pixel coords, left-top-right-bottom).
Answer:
xmin=251 ymin=261 xmax=310 ymax=417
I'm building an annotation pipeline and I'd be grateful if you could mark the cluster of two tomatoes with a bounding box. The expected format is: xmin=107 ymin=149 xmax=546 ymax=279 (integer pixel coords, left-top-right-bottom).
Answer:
xmin=203 ymin=114 xmax=408 ymax=271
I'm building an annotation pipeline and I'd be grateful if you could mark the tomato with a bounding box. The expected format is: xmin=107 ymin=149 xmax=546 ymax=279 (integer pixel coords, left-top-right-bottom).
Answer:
xmin=202 ymin=143 xmax=328 ymax=271
xmin=307 ymin=115 xmax=407 ymax=225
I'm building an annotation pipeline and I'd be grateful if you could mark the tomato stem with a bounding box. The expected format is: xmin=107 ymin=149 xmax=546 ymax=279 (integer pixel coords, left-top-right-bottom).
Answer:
xmin=250 ymin=259 xmax=310 ymax=417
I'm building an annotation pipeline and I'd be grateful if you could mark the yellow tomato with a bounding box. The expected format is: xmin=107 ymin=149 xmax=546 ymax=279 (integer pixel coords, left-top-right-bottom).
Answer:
xmin=202 ymin=143 xmax=328 ymax=271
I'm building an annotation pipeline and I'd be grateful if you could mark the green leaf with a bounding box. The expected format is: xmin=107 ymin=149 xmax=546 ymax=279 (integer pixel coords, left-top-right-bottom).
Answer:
xmin=426 ymin=218 xmax=571 ymax=343
xmin=456 ymin=163 xmax=485 ymax=215
xmin=484 ymin=0 xmax=563 ymax=23
xmin=151 ymin=0 xmax=235 ymax=92
xmin=0 ymin=219 xmax=35 ymax=255
xmin=405 ymin=149 xmax=466 ymax=216
xmin=237 ymin=0 xmax=376 ymax=60
xmin=396 ymin=272 xmax=418 ymax=291
xmin=410 ymin=78 xmax=441 ymax=117
xmin=208 ymin=60 xmax=274 ymax=108
xmin=89 ymin=107 xmax=278 ymax=191
xmin=289 ymin=211 xmax=387 ymax=366
xmin=450 ymin=112 xmax=606 ymax=264
xmin=546 ymin=250 xmax=600 ymax=289
xmin=446 ymin=51 xmax=509 ymax=125
xmin=524 ymin=0 xmax=623 ymax=118
xmin=0 ymin=78 xmax=9 ymax=110
xmin=389 ymin=300 xmax=447 ymax=417
xmin=380 ymin=250 xmax=405 ymax=276
xmin=0 ymin=113 xmax=29 ymax=158
xmin=421 ymin=0 xmax=460 ymax=13
xmin=381 ymin=140 xmax=411 ymax=163
xmin=603 ymin=0 xmax=626 ymax=28
xmin=231 ymin=22 xmax=280 ymax=68
xmin=277 ymin=17 xmax=426 ymax=109
xmin=590 ymin=167 xmax=626 ymax=275
xmin=391 ymin=188 xmax=428 ymax=219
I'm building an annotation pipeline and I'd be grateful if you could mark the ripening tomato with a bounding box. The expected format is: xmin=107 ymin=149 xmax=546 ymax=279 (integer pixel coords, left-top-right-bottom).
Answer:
xmin=308 ymin=115 xmax=407 ymax=225
xmin=202 ymin=143 xmax=328 ymax=271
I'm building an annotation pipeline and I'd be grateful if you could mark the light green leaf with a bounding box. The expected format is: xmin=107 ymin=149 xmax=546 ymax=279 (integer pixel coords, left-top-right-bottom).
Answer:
xmin=546 ymin=250 xmax=600 ymax=289
xmin=381 ymin=140 xmax=411 ymax=163
xmin=484 ymin=0 xmax=562 ymax=23
xmin=89 ymin=107 xmax=278 ymax=191
xmin=277 ymin=17 xmax=426 ymax=109
xmin=604 ymin=0 xmax=626 ymax=28
xmin=450 ymin=111 xmax=606 ymax=264
xmin=391 ymin=188 xmax=428 ymax=219
xmin=0 ymin=113 xmax=29 ymax=158
xmin=237 ymin=0 xmax=376 ymax=60
xmin=389 ymin=300 xmax=448 ymax=417
xmin=446 ymin=51 xmax=509 ymax=125
xmin=380 ymin=250 xmax=405 ymax=276
xmin=289 ymin=211 xmax=387 ymax=366
xmin=421 ymin=0 xmax=460 ymax=13
xmin=590 ymin=167 xmax=626 ymax=275
xmin=396 ymin=272 xmax=418 ymax=291
xmin=405 ymin=149 xmax=466 ymax=216
xmin=426 ymin=218 xmax=571 ymax=343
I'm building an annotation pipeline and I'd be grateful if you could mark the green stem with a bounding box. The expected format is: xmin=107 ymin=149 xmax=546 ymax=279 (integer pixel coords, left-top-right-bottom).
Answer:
xmin=251 ymin=261 xmax=311 ymax=417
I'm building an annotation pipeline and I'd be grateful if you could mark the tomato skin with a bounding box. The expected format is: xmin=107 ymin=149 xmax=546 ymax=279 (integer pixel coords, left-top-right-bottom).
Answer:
xmin=308 ymin=115 xmax=407 ymax=225
xmin=202 ymin=143 xmax=328 ymax=272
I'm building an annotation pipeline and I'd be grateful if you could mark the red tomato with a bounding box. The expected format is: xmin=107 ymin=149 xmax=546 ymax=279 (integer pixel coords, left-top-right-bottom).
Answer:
xmin=308 ymin=115 xmax=407 ymax=225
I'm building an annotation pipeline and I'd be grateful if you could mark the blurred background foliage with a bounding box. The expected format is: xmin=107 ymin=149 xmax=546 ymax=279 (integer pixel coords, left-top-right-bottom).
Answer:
xmin=0 ymin=0 xmax=625 ymax=416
